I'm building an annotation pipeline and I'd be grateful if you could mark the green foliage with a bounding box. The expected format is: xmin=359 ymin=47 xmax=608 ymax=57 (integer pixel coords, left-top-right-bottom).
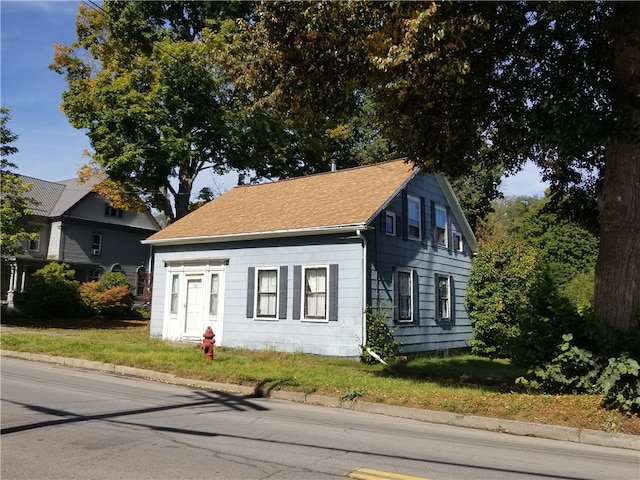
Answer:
xmin=599 ymin=356 xmax=640 ymax=414
xmin=26 ymin=263 xmax=87 ymax=318
xmin=0 ymin=107 xmax=37 ymax=257
xmin=98 ymin=271 xmax=131 ymax=290
xmin=360 ymin=305 xmax=401 ymax=364
xmin=466 ymin=237 xmax=541 ymax=359
xmin=516 ymin=334 xmax=601 ymax=394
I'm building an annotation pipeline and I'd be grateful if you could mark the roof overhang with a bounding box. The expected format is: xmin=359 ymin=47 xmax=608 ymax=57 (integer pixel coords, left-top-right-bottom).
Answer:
xmin=142 ymin=223 xmax=369 ymax=247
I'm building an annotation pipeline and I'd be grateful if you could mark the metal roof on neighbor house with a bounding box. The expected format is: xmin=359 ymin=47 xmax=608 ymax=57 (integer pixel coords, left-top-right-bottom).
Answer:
xmin=145 ymin=159 xmax=418 ymax=244
xmin=17 ymin=175 xmax=100 ymax=217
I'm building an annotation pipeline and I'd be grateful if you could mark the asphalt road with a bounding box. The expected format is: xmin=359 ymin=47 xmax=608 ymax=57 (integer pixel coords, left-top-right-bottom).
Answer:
xmin=1 ymin=357 xmax=638 ymax=480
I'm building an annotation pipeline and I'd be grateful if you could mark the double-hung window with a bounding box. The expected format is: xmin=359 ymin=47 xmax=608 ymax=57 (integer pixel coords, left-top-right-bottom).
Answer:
xmin=385 ymin=211 xmax=396 ymax=236
xmin=436 ymin=275 xmax=451 ymax=322
xmin=396 ymin=269 xmax=413 ymax=322
xmin=170 ymin=274 xmax=180 ymax=314
xmin=256 ymin=268 xmax=278 ymax=318
xmin=209 ymin=273 xmax=220 ymax=316
xmin=407 ymin=196 xmax=421 ymax=240
xmin=28 ymin=233 xmax=40 ymax=252
xmin=91 ymin=233 xmax=102 ymax=256
xmin=435 ymin=205 xmax=448 ymax=247
xmin=304 ymin=266 xmax=327 ymax=320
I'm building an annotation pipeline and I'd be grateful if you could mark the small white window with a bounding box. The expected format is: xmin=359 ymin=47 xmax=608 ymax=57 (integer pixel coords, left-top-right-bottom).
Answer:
xmin=396 ymin=269 xmax=413 ymax=322
xmin=385 ymin=211 xmax=396 ymax=236
xmin=435 ymin=205 xmax=447 ymax=247
xmin=91 ymin=233 xmax=102 ymax=256
xmin=304 ymin=266 xmax=327 ymax=320
xmin=256 ymin=268 xmax=278 ymax=318
xmin=209 ymin=273 xmax=219 ymax=316
xmin=136 ymin=266 xmax=147 ymax=297
xmin=170 ymin=274 xmax=180 ymax=314
xmin=407 ymin=196 xmax=421 ymax=240
xmin=437 ymin=275 xmax=450 ymax=321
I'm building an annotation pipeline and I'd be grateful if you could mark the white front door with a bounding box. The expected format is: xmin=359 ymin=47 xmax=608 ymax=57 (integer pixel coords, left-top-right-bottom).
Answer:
xmin=184 ymin=275 xmax=203 ymax=338
xmin=164 ymin=263 xmax=226 ymax=343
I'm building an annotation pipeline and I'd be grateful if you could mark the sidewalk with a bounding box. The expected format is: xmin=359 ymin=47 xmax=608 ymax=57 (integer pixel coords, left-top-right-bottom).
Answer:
xmin=2 ymin=348 xmax=638 ymax=451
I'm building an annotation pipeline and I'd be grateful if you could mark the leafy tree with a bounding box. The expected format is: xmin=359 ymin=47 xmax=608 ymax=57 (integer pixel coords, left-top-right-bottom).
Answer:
xmin=50 ymin=1 xmax=254 ymax=222
xmin=219 ymin=1 xmax=639 ymax=340
xmin=0 ymin=107 xmax=36 ymax=257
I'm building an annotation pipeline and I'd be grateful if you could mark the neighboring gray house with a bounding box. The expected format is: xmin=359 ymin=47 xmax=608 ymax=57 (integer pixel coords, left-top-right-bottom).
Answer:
xmin=1 ymin=175 xmax=160 ymax=311
xmin=143 ymin=159 xmax=477 ymax=357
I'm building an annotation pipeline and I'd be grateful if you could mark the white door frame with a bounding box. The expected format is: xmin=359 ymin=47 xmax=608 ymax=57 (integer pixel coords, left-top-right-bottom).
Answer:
xmin=163 ymin=260 xmax=226 ymax=343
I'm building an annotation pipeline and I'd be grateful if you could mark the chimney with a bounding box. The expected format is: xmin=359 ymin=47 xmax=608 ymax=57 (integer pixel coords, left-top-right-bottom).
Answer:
xmin=331 ymin=158 xmax=337 ymax=172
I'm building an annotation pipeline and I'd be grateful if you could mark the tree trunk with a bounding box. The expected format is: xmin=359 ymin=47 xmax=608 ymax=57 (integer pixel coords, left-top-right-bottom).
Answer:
xmin=594 ymin=143 xmax=640 ymax=334
xmin=593 ymin=4 xmax=640 ymax=340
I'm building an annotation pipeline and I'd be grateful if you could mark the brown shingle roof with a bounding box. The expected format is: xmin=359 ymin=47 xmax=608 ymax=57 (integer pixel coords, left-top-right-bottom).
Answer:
xmin=147 ymin=159 xmax=416 ymax=243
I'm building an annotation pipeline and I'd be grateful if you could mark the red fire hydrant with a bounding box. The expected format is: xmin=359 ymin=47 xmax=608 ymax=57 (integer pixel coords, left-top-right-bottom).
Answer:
xmin=201 ymin=326 xmax=215 ymax=360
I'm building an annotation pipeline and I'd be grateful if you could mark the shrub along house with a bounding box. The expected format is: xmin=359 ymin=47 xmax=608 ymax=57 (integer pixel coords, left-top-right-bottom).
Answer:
xmin=143 ymin=159 xmax=477 ymax=357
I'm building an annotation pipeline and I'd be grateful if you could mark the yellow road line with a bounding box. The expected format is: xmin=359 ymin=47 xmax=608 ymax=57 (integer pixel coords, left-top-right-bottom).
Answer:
xmin=347 ymin=467 xmax=431 ymax=480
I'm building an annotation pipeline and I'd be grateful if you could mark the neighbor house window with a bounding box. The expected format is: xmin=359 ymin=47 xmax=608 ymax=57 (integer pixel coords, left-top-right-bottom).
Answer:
xmin=104 ymin=204 xmax=123 ymax=217
xmin=170 ymin=274 xmax=180 ymax=314
xmin=91 ymin=233 xmax=102 ymax=256
xmin=28 ymin=234 xmax=40 ymax=252
xmin=256 ymin=268 xmax=278 ymax=318
xmin=209 ymin=273 xmax=219 ymax=316
xmin=89 ymin=270 xmax=102 ymax=282
xmin=435 ymin=205 xmax=447 ymax=247
xmin=304 ymin=266 xmax=327 ymax=320
xmin=385 ymin=211 xmax=396 ymax=236
xmin=408 ymin=196 xmax=421 ymax=240
xmin=396 ymin=269 xmax=413 ymax=322
xmin=136 ymin=266 xmax=146 ymax=297
xmin=437 ymin=275 xmax=451 ymax=321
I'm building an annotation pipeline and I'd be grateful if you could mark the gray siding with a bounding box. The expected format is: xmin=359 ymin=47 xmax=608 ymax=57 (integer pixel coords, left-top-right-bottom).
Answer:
xmin=368 ymin=174 xmax=474 ymax=353
xmin=150 ymin=236 xmax=365 ymax=357
xmin=62 ymin=219 xmax=153 ymax=285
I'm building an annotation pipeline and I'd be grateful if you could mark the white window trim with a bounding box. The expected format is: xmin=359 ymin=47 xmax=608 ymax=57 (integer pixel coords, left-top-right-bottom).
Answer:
xmin=385 ymin=211 xmax=396 ymax=236
xmin=435 ymin=204 xmax=448 ymax=248
xmin=91 ymin=233 xmax=103 ymax=256
xmin=407 ymin=195 xmax=421 ymax=241
xmin=396 ymin=267 xmax=414 ymax=323
xmin=254 ymin=267 xmax=279 ymax=320
xmin=302 ymin=265 xmax=329 ymax=322
xmin=436 ymin=275 xmax=451 ymax=322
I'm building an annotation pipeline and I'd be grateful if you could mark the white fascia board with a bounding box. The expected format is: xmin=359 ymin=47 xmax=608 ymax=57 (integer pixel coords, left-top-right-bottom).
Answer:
xmin=142 ymin=223 xmax=368 ymax=246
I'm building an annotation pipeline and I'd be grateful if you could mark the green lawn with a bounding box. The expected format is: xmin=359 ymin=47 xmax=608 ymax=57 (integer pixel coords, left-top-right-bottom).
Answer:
xmin=1 ymin=318 xmax=639 ymax=435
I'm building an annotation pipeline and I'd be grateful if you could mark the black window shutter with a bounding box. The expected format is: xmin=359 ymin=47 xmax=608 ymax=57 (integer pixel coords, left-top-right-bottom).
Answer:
xmin=379 ymin=210 xmax=386 ymax=231
xmin=278 ymin=266 xmax=288 ymax=319
xmin=413 ymin=269 xmax=420 ymax=324
xmin=434 ymin=272 xmax=439 ymax=322
xmin=430 ymin=200 xmax=436 ymax=244
xmin=420 ymin=196 xmax=427 ymax=242
xmin=393 ymin=268 xmax=398 ymax=321
xmin=401 ymin=190 xmax=408 ymax=240
xmin=446 ymin=206 xmax=453 ymax=252
xmin=293 ymin=265 xmax=302 ymax=320
xmin=328 ymin=264 xmax=339 ymax=321
xmin=246 ymin=267 xmax=255 ymax=318
xmin=449 ymin=276 xmax=455 ymax=324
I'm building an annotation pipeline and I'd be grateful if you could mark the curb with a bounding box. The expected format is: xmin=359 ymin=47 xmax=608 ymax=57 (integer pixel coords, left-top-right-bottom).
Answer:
xmin=2 ymin=349 xmax=638 ymax=451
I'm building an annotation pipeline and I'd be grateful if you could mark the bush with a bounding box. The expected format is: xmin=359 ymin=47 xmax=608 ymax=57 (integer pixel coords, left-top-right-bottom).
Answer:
xmin=466 ymin=238 xmax=542 ymax=359
xmin=26 ymin=263 xmax=87 ymax=318
xmin=360 ymin=306 xmax=401 ymax=364
xmin=599 ymin=356 xmax=640 ymax=414
xmin=79 ymin=272 xmax=134 ymax=318
xmin=516 ymin=334 xmax=601 ymax=394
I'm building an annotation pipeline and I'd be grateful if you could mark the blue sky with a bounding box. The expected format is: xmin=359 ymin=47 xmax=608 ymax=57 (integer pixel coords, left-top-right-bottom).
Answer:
xmin=1 ymin=0 xmax=548 ymax=198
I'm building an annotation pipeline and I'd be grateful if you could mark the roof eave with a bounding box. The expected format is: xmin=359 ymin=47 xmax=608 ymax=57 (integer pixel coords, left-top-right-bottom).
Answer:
xmin=142 ymin=223 xmax=368 ymax=246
